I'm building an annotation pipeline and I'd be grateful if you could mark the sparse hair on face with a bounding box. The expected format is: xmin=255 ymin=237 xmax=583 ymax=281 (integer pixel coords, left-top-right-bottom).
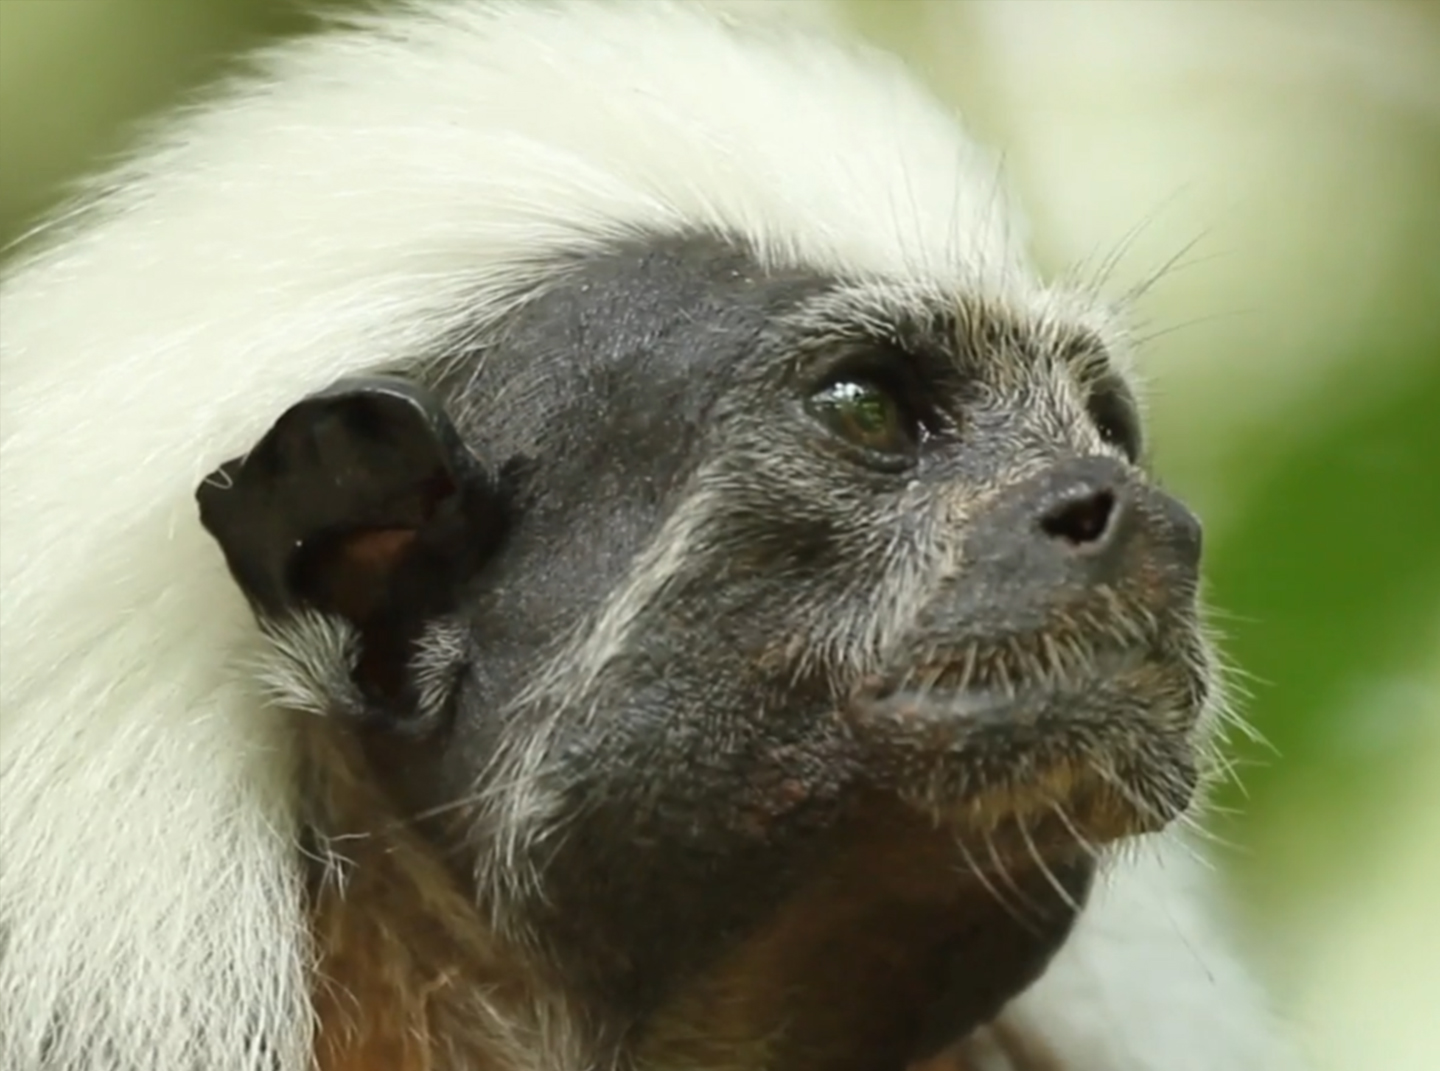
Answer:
xmin=0 ymin=2 xmax=1302 ymax=1070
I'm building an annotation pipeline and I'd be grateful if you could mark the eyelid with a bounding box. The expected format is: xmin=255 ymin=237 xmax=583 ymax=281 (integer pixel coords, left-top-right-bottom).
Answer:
xmin=810 ymin=346 xmax=905 ymax=387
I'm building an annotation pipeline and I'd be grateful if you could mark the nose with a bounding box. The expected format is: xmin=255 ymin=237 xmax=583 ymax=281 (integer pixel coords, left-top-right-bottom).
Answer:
xmin=1027 ymin=458 xmax=1136 ymax=587
xmin=1039 ymin=484 xmax=1120 ymax=553
xmin=962 ymin=456 xmax=1202 ymax=599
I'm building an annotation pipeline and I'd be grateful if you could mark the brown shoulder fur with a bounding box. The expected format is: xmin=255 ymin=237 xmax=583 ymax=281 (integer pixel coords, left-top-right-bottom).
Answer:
xmin=303 ymin=722 xmax=558 ymax=1071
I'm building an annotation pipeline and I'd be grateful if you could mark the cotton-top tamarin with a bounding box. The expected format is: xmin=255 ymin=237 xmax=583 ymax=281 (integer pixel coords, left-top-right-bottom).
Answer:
xmin=0 ymin=3 xmax=1302 ymax=1070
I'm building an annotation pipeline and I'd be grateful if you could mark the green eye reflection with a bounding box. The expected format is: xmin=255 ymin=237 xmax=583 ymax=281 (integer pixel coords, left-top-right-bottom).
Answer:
xmin=805 ymin=378 xmax=919 ymax=456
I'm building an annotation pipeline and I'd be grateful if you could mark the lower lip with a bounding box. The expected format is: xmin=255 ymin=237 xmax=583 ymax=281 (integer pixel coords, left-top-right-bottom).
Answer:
xmin=841 ymin=661 xmax=1200 ymax=840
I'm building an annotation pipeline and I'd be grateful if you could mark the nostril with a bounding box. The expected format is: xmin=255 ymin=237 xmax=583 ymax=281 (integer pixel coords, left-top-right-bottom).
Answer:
xmin=1040 ymin=488 xmax=1117 ymax=547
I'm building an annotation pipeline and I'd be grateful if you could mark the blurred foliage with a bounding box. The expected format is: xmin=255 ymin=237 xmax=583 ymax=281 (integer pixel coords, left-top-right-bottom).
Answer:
xmin=0 ymin=1 xmax=331 ymax=239
xmin=2 ymin=1 xmax=1437 ymax=1066
xmin=1209 ymin=311 xmax=1440 ymax=924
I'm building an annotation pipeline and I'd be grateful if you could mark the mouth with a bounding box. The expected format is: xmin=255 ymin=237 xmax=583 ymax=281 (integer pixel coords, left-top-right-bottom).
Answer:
xmin=844 ymin=635 xmax=1207 ymax=854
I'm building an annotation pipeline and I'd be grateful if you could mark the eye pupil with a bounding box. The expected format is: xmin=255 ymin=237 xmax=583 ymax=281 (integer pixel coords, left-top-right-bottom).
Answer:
xmin=807 ymin=378 xmax=917 ymax=457
xmin=838 ymin=383 xmax=887 ymax=432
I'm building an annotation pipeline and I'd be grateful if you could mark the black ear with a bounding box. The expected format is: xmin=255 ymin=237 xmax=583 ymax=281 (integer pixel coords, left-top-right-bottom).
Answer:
xmin=197 ymin=376 xmax=505 ymax=727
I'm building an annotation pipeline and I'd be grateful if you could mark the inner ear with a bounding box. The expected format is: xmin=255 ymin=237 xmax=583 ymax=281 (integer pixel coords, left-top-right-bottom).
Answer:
xmin=196 ymin=375 xmax=506 ymax=728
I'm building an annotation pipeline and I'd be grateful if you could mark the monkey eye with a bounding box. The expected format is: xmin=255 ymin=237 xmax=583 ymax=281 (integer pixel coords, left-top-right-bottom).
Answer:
xmin=1087 ymin=380 xmax=1143 ymax=463
xmin=806 ymin=376 xmax=921 ymax=459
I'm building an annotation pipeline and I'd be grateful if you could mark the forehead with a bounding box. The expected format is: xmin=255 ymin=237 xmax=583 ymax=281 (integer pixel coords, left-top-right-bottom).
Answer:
xmin=439 ymin=232 xmax=1121 ymax=452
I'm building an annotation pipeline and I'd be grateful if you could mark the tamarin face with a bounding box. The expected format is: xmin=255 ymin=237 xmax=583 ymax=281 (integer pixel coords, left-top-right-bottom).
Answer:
xmin=200 ymin=231 xmax=1212 ymax=1067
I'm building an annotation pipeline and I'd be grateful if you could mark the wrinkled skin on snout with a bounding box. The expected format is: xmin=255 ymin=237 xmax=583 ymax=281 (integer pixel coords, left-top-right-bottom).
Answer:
xmin=199 ymin=235 xmax=1214 ymax=1070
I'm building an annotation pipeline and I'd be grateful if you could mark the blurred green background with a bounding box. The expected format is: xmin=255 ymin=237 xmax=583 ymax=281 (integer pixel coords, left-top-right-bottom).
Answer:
xmin=2 ymin=1 xmax=1436 ymax=1067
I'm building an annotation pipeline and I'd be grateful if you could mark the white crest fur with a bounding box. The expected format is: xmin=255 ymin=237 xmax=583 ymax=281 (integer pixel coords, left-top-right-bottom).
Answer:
xmin=0 ymin=1 xmax=1295 ymax=1069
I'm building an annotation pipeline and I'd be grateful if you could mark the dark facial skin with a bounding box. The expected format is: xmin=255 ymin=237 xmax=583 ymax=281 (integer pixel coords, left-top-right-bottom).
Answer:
xmin=199 ymin=233 xmax=1211 ymax=1069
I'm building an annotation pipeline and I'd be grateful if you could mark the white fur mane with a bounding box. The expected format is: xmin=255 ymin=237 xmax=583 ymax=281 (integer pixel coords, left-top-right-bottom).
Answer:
xmin=0 ymin=2 xmax=1294 ymax=1069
